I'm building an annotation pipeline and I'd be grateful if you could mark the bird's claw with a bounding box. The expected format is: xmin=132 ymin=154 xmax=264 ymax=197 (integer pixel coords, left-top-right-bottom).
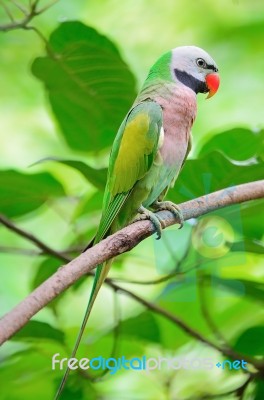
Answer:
xmin=133 ymin=206 xmax=163 ymax=239
xmin=152 ymin=200 xmax=184 ymax=229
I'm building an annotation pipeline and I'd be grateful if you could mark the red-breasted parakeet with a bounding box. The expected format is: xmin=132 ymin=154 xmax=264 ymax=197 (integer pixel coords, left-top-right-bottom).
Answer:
xmin=56 ymin=45 xmax=220 ymax=397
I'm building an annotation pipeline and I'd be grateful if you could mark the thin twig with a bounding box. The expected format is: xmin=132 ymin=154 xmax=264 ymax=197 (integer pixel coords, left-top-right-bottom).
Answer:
xmin=0 ymin=245 xmax=83 ymax=257
xmin=0 ymin=0 xmax=59 ymax=32
xmin=197 ymin=269 xmax=227 ymax=345
xmin=0 ymin=214 xmax=70 ymax=262
xmin=37 ymin=0 xmax=59 ymax=14
xmin=0 ymin=9 xmax=37 ymax=31
xmin=114 ymin=236 xmax=198 ymax=285
xmin=10 ymin=0 xmax=28 ymax=15
xmin=0 ymin=1 xmax=15 ymax=22
xmin=114 ymin=271 xmax=179 ymax=285
xmin=24 ymin=25 xmax=50 ymax=47
xmin=0 ymin=246 xmax=42 ymax=257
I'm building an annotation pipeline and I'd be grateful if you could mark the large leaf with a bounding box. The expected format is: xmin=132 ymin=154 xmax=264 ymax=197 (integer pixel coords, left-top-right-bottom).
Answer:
xmin=169 ymin=151 xmax=263 ymax=203
xmin=239 ymin=199 xmax=264 ymax=240
xmin=74 ymin=191 xmax=104 ymax=220
xmin=0 ymin=170 xmax=65 ymax=217
xmin=255 ymin=379 xmax=264 ymax=400
xmin=233 ymin=326 xmax=264 ymax=357
xmin=0 ymin=350 xmax=56 ymax=400
xmin=121 ymin=312 xmax=161 ymax=343
xmin=34 ymin=157 xmax=107 ymax=191
xmin=205 ymin=275 xmax=264 ymax=303
xmin=12 ymin=321 xmax=65 ymax=344
xmin=198 ymin=128 xmax=264 ymax=161
xmin=231 ymin=238 xmax=264 ymax=254
xmin=31 ymin=258 xmax=62 ymax=312
xmin=32 ymin=21 xmax=137 ymax=152
xmin=31 ymin=258 xmax=62 ymax=290
xmin=216 ymin=198 xmax=264 ymax=240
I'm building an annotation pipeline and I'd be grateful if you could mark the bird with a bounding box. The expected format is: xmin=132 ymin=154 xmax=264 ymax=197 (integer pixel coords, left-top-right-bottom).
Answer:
xmin=55 ymin=45 xmax=219 ymax=398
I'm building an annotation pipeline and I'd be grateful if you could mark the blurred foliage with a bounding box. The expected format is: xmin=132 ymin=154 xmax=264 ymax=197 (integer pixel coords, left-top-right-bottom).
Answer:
xmin=12 ymin=320 xmax=65 ymax=344
xmin=0 ymin=169 xmax=65 ymax=217
xmin=0 ymin=1 xmax=263 ymax=400
xmin=32 ymin=21 xmax=136 ymax=152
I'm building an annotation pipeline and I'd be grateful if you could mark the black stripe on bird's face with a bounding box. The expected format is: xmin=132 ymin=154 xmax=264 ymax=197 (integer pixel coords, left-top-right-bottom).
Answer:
xmin=174 ymin=69 xmax=208 ymax=94
xmin=206 ymin=64 xmax=218 ymax=72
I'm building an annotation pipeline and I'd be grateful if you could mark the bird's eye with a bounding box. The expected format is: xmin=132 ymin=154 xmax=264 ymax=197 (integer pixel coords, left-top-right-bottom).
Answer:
xmin=196 ymin=58 xmax=206 ymax=68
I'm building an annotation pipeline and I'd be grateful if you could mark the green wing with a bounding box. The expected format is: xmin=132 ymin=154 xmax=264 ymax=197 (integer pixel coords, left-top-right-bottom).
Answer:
xmin=55 ymin=101 xmax=163 ymax=399
xmin=94 ymin=100 xmax=163 ymax=243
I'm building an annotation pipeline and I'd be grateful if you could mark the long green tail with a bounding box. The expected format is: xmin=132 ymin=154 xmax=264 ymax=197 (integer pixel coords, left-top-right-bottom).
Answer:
xmin=55 ymin=191 xmax=131 ymax=398
xmin=54 ymin=260 xmax=112 ymax=399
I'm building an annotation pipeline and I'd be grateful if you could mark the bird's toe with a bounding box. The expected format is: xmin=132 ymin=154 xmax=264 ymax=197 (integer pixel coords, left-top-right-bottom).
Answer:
xmin=133 ymin=206 xmax=163 ymax=239
xmin=152 ymin=200 xmax=184 ymax=229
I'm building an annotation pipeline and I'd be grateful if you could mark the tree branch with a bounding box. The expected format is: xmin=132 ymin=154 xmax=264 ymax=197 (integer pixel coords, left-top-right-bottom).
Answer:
xmin=198 ymin=270 xmax=228 ymax=345
xmin=0 ymin=180 xmax=263 ymax=345
xmin=0 ymin=245 xmax=83 ymax=257
xmin=0 ymin=0 xmax=59 ymax=32
xmin=0 ymin=214 xmax=70 ymax=262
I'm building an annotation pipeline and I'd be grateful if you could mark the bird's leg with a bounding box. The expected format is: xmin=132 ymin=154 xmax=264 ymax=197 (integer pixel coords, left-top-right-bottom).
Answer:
xmin=152 ymin=200 xmax=184 ymax=229
xmin=132 ymin=205 xmax=163 ymax=239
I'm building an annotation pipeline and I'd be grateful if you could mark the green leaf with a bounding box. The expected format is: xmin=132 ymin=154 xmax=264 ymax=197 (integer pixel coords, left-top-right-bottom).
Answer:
xmin=0 ymin=169 xmax=65 ymax=217
xmin=32 ymin=21 xmax=136 ymax=152
xmin=239 ymin=199 xmax=264 ymax=240
xmin=121 ymin=312 xmax=161 ymax=343
xmin=198 ymin=128 xmax=264 ymax=161
xmin=75 ymin=191 xmax=104 ymax=217
xmin=31 ymin=258 xmax=62 ymax=312
xmin=217 ymin=198 xmax=264 ymax=240
xmin=153 ymin=223 xmax=193 ymax=274
xmin=231 ymin=239 xmax=264 ymax=254
xmin=233 ymin=326 xmax=264 ymax=357
xmin=169 ymin=151 xmax=263 ymax=203
xmin=34 ymin=157 xmax=107 ymax=191
xmin=0 ymin=349 xmax=55 ymax=400
xmin=255 ymin=379 xmax=264 ymax=400
xmin=205 ymin=275 xmax=264 ymax=303
xmin=12 ymin=321 xmax=65 ymax=344
xmin=31 ymin=258 xmax=61 ymax=290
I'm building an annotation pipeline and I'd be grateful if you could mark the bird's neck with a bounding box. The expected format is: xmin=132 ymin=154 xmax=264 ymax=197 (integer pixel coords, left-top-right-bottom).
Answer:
xmin=136 ymin=79 xmax=173 ymax=103
xmin=135 ymin=79 xmax=197 ymax=117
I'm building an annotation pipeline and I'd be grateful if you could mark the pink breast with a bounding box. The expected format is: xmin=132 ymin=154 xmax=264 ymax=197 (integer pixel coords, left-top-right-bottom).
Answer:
xmin=156 ymin=85 xmax=197 ymax=166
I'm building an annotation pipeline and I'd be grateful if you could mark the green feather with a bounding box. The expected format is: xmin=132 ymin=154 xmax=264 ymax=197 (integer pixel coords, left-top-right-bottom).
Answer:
xmin=141 ymin=50 xmax=173 ymax=91
xmin=55 ymin=101 xmax=163 ymax=399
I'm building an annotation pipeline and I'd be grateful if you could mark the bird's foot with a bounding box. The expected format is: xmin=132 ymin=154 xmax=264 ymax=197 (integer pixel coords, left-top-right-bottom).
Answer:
xmin=133 ymin=205 xmax=163 ymax=240
xmin=152 ymin=200 xmax=184 ymax=229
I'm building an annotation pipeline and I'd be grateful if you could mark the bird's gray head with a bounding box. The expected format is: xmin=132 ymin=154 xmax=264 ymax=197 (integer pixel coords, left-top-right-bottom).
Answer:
xmin=171 ymin=46 xmax=220 ymax=98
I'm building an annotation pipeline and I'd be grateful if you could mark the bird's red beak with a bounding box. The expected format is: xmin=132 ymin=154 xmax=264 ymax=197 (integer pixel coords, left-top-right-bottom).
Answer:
xmin=205 ymin=73 xmax=220 ymax=99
